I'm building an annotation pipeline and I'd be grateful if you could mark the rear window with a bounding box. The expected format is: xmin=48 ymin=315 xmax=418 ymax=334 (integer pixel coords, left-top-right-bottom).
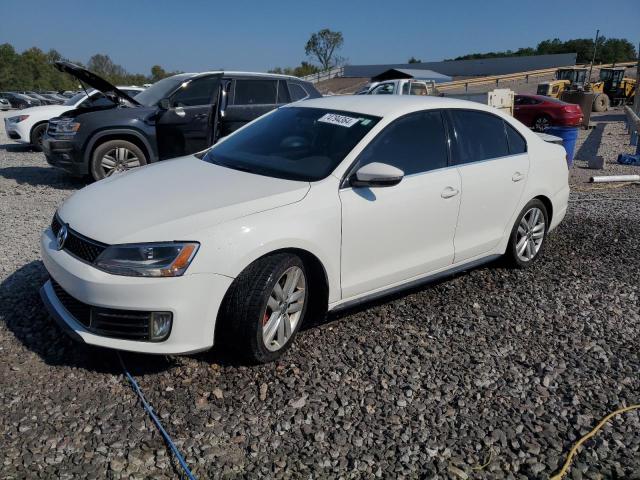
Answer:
xmin=450 ymin=110 xmax=510 ymax=164
xmin=234 ymin=80 xmax=277 ymax=105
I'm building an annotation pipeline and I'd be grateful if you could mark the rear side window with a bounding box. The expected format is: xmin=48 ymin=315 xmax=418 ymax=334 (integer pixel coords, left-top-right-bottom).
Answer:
xmin=234 ymin=80 xmax=277 ymax=105
xmin=357 ymin=110 xmax=448 ymax=175
xmin=505 ymin=122 xmax=527 ymax=154
xmin=276 ymin=81 xmax=291 ymax=104
xmin=449 ymin=110 xmax=509 ymax=164
xmin=288 ymin=83 xmax=309 ymax=101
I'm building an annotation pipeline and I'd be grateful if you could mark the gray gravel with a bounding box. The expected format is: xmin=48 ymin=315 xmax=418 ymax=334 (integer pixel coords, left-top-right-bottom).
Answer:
xmin=1 ymin=109 xmax=640 ymax=479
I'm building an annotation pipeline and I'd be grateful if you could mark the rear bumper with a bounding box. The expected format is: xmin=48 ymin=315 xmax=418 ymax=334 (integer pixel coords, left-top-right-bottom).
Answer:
xmin=549 ymin=184 xmax=570 ymax=232
xmin=42 ymin=134 xmax=87 ymax=175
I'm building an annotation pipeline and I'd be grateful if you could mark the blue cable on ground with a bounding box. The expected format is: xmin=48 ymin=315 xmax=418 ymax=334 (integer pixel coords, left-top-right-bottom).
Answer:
xmin=117 ymin=353 xmax=198 ymax=480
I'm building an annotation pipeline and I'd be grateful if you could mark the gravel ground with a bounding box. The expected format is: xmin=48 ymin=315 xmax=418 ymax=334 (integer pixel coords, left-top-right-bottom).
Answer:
xmin=1 ymin=109 xmax=639 ymax=479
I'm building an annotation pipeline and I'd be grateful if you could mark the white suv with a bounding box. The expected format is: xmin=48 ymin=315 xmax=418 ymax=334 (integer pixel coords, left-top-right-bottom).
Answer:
xmin=3 ymin=87 xmax=143 ymax=151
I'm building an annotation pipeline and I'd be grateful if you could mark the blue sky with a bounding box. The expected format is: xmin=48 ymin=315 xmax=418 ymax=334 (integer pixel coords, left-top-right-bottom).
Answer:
xmin=2 ymin=0 xmax=638 ymax=74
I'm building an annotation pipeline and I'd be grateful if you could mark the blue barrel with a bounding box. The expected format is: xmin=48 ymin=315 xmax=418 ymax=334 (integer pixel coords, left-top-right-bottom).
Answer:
xmin=545 ymin=126 xmax=579 ymax=166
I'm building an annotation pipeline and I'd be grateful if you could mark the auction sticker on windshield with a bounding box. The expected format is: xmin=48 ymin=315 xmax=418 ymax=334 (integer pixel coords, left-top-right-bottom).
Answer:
xmin=318 ymin=113 xmax=360 ymax=128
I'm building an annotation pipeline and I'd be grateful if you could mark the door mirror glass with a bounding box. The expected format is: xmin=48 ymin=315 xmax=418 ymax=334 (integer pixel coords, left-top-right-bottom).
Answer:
xmin=351 ymin=162 xmax=404 ymax=188
xmin=159 ymin=98 xmax=171 ymax=110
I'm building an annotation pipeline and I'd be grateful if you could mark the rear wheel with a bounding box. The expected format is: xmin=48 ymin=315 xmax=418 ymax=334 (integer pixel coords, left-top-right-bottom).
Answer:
xmin=219 ymin=253 xmax=308 ymax=364
xmin=533 ymin=115 xmax=551 ymax=132
xmin=90 ymin=140 xmax=147 ymax=181
xmin=592 ymin=93 xmax=609 ymax=112
xmin=505 ymin=199 xmax=548 ymax=268
xmin=30 ymin=123 xmax=48 ymax=152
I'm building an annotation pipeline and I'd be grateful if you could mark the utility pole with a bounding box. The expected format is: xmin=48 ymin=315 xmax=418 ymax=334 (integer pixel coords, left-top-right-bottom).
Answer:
xmin=588 ymin=29 xmax=600 ymax=83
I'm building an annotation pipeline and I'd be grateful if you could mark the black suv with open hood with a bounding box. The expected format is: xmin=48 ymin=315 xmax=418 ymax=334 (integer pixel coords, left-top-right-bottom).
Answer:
xmin=42 ymin=62 xmax=321 ymax=181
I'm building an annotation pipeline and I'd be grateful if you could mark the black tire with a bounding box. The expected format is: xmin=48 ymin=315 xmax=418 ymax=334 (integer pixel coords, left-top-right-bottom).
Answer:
xmin=592 ymin=93 xmax=609 ymax=113
xmin=90 ymin=139 xmax=147 ymax=181
xmin=533 ymin=115 xmax=551 ymax=132
xmin=505 ymin=199 xmax=549 ymax=268
xmin=218 ymin=253 xmax=309 ymax=364
xmin=30 ymin=123 xmax=48 ymax=152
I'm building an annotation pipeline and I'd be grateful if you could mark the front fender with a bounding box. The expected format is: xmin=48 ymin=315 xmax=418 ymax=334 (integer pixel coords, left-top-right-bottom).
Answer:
xmin=83 ymin=127 xmax=158 ymax=165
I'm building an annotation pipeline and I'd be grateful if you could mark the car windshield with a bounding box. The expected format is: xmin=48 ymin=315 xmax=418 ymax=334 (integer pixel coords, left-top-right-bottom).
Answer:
xmin=134 ymin=74 xmax=197 ymax=107
xmin=203 ymin=107 xmax=381 ymax=181
xmin=64 ymin=92 xmax=89 ymax=106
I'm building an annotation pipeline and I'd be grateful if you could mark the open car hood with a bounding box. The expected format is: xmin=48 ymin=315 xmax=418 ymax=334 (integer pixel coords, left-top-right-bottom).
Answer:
xmin=55 ymin=61 xmax=141 ymax=107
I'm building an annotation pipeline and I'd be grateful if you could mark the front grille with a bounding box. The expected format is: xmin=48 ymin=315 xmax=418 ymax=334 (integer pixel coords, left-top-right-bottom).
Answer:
xmin=51 ymin=214 xmax=107 ymax=263
xmin=50 ymin=279 xmax=153 ymax=341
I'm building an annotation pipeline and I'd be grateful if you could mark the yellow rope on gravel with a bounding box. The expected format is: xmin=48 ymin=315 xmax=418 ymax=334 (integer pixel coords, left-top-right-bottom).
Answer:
xmin=550 ymin=404 xmax=640 ymax=480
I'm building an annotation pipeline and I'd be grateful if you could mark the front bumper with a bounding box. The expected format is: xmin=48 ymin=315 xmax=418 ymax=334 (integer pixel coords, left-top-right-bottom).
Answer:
xmin=3 ymin=118 xmax=28 ymax=143
xmin=40 ymin=228 xmax=233 ymax=354
xmin=42 ymin=134 xmax=88 ymax=175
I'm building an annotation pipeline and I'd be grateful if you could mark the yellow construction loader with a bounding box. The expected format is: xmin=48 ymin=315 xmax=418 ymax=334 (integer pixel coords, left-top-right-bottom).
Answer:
xmin=598 ymin=67 xmax=636 ymax=107
xmin=537 ymin=67 xmax=611 ymax=112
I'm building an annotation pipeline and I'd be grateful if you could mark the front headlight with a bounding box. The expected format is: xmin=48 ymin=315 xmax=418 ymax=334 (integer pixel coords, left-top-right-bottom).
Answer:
xmin=94 ymin=242 xmax=199 ymax=277
xmin=8 ymin=115 xmax=29 ymax=123
xmin=51 ymin=118 xmax=81 ymax=135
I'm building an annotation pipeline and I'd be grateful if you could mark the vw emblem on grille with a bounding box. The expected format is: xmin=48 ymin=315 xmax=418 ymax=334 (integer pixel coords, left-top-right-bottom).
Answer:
xmin=56 ymin=224 xmax=68 ymax=251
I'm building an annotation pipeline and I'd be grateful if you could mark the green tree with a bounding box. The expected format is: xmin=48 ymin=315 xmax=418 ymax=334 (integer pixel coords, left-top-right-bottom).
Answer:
xmin=305 ymin=29 xmax=344 ymax=71
xmin=408 ymin=56 xmax=421 ymax=64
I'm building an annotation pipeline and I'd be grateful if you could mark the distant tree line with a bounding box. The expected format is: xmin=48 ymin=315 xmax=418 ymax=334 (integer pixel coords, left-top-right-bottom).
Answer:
xmin=0 ymin=43 xmax=180 ymax=91
xmin=447 ymin=37 xmax=637 ymax=64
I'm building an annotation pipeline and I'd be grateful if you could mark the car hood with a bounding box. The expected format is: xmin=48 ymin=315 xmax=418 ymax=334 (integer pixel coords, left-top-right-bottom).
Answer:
xmin=57 ymin=156 xmax=310 ymax=244
xmin=15 ymin=104 xmax=70 ymax=117
xmin=55 ymin=61 xmax=141 ymax=107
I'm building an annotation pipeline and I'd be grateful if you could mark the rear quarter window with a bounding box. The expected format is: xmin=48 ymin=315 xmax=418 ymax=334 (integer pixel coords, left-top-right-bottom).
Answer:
xmin=505 ymin=122 xmax=527 ymax=154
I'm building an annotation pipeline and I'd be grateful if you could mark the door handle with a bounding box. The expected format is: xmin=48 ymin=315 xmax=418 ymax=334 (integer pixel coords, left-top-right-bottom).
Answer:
xmin=441 ymin=186 xmax=460 ymax=199
xmin=512 ymin=172 xmax=525 ymax=182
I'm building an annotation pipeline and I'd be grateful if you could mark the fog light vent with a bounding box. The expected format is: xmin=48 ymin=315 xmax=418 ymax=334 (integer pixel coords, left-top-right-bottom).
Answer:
xmin=150 ymin=312 xmax=173 ymax=341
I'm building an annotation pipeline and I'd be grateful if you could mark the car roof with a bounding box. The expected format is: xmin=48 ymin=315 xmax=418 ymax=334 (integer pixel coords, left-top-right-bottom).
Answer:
xmin=286 ymin=95 xmax=497 ymax=118
xmin=179 ymin=71 xmax=307 ymax=82
xmin=517 ymin=93 xmax=567 ymax=104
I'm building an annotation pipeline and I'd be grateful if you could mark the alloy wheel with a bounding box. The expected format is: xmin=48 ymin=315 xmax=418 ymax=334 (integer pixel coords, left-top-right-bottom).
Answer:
xmin=101 ymin=147 xmax=141 ymax=177
xmin=262 ymin=266 xmax=306 ymax=352
xmin=534 ymin=117 xmax=550 ymax=132
xmin=515 ymin=207 xmax=545 ymax=262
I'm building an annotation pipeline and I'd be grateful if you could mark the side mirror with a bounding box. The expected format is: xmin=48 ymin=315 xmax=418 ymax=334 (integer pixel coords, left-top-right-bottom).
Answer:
xmin=350 ymin=162 xmax=404 ymax=188
xmin=158 ymin=98 xmax=171 ymax=110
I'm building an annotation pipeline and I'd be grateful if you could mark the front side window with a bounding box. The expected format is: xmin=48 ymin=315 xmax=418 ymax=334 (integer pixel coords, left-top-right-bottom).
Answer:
xmin=449 ymin=110 xmax=509 ymax=164
xmin=233 ymin=80 xmax=277 ymax=105
xmin=409 ymin=82 xmax=428 ymax=96
xmin=171 ymin=76 xmax=218 ymax=107
xmin=203 ymin=107 xmax=380 ymax=181
xmin=370 ymin=83 xmax=395 ymax=95
xmin=356 ymin=110 xmax=448 ymax=175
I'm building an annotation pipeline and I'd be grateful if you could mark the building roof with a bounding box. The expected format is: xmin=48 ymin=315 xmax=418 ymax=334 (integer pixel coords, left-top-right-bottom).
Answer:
xmin=371 ymin=68 xmax=452 ymax=82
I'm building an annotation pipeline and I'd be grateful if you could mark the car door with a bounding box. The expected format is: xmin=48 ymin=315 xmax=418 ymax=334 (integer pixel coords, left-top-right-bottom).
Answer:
xmin=221 ymin=78 xmax=279 ymax=137
xmin=156 ymin=75 xmax=219 ymax=159
xmin=446 ymin=109 xmax=529 ymax=263
xmin=339 ymin=110 xmax=461 ymax=299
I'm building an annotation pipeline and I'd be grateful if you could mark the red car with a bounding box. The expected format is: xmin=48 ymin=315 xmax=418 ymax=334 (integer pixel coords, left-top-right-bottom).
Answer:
xmin=514 ymin=94 xmax=583 ymax=132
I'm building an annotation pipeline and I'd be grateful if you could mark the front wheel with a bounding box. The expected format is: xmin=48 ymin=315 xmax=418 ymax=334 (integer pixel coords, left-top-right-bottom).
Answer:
xmin=505 ymin=199 xmax=548 ymax=268
xmin=592 ymin=93 xmax=609 ymax=112
xmin=90 ymin=139 xmax=147 ymax=181
xmin=219 ymin=253 xmax=308 ymax=364
xmin=30 ymin=123 xmax=48 ymax=152
xmin=533 ymin=115 xmax=551 ymax=132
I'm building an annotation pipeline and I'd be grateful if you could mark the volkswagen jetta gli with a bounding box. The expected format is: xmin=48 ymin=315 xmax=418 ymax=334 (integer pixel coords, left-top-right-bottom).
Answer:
xmin=40 ymin=96 xmax=569 ymax=363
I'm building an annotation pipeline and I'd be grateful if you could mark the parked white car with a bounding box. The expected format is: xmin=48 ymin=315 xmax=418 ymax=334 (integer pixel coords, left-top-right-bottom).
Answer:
xmin=3 ymin=86 xmax=143 ymax=151
xmin=40 ymin=96 xmax=569 ymax=363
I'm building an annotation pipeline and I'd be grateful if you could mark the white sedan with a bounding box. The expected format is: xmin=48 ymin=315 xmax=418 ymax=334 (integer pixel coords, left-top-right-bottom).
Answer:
xmin=3 ymin=86 xmax=143 ymax=151
xmin=40 ymin=96 xmax=569 ymax=363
